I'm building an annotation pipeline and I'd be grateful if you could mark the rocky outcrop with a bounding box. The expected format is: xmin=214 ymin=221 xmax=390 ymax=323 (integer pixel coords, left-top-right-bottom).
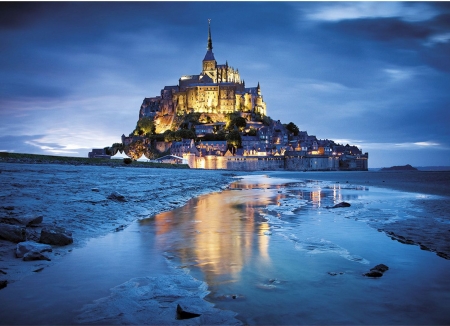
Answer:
xmin=39 ymin=227 xmax=73 ymax=246
xmin=0 ymin=224 xmax=26 ymax=243
xmin=380 ymin=164 xmax=418 ymax=171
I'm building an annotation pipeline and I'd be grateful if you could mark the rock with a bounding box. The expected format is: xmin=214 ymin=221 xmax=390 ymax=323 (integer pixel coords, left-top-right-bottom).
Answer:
xmin=176 ymin=304 xmax=201 ymax=320
xmin=0 ymin=270 xmax=6 ymax=275
xmin=33 ymin=267 xmax=44 ymax=273
xmin=91 ymin=188 xmax=100 ymax=192
xmin=23 ymin=251 xmax=51 ymax=261
xmin=364 ymin=264 xmax=389 ymax=278
xmin=16 ymin=241 xmax=52 ymax=258
xmin=0 ymin=280 xmax=7 ymax=290
xmin=107 ymin=191 xmax=127 ymax=202
xmin=372 ymin=264 xmax=389 ymax=272
xmin=331 ymin=202 xmax=351 ymax=208
xmin=2 ymin=206 xmax=14 ymax=211
xmin=0 ymin=215 xmax=43 ymax=226
xmin=39 ymin=227 xmax=73 ymax=246
xmin=0 ymin=223 xmax=26 ymax=243
xmin=364 ymin=270 xmax=384 ymax=277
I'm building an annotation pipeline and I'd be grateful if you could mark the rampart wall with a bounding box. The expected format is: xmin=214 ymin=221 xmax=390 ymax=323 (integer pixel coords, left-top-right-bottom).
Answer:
xmin=284 ymin=153 xmax=340 ymax=171
xmin=185 ymin=153 xmax=364 ymax=171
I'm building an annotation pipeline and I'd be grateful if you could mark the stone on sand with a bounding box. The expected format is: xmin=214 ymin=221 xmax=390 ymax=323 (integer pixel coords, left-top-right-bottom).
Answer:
xmin=23 ymin=251 xmax=51 ymax=261
xmin=0 ymin=224 xmax=26 ymax=243
xmin=39 ymin=227 xmax=73 ymax=246
xmin=16 ymin=241 xmax=52 ymax=259
xmin=107 ymin=191 xmax=127 ymax=202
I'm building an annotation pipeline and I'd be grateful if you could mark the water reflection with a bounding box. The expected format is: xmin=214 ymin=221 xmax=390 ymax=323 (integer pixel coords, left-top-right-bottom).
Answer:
xmin=141 ymin=184 xmax=276 ymax=285
xmin=138 ymin=177 xmax=450 ymax=326
xmin=140 ymin=177 xmax=361 ymax=288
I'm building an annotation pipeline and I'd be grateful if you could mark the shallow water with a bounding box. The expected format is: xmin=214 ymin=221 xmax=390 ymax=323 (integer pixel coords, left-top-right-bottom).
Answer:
xmin=0 ymin=173 xmax=449 ymax=325
xmin=141 ymin=174 xmax=450 ymax=324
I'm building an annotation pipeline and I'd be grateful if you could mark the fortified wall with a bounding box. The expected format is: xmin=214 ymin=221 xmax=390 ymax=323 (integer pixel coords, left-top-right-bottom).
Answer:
xmin=183 ymin=153 xmax=354 ymax=171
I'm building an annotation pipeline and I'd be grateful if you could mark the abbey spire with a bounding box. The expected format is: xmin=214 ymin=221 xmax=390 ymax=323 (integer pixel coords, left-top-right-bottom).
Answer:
xmin=207 ymin=18 xmax=213 ymax=51
xmin=203 ymin=19 xmax=216 ymax=62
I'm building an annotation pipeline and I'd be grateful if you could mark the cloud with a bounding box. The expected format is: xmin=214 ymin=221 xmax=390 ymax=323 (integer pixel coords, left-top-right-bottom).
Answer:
xmin=383 ymin=68 xmax=415 ymax=82
xmin=324 ymin=18 xmax=433 ymax=42
xmin=333 ymin=140 xmax=445 ymax=151
xmin=303 ymin=2 xmax=439 ymax=22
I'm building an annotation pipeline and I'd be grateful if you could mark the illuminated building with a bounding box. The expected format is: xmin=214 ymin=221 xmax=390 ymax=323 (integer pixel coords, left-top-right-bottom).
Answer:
xmin=139 ymin=20 xmax=266 ymax=125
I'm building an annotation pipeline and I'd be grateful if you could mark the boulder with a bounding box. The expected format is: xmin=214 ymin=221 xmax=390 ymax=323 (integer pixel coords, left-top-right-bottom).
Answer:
xmin=364 ymin=270 xmax=384 ymax=278
xmin=107 ymin=191 xmax=127 ymax=202
xmin=0 ymin=224 xmax=26 ymax=243
xmin=364 ymin=264 xmax=389 ymax=278
xmin=372 ymin=264 xmax=389 ymax=273
xmin=176 ymin=304 xmax=201 ymax=320
xmin=39 ymin=227 xmax=73 ymax=246
xmin=0 ymin=280 xmax=7 ymax=290
xmin=16 ymin=241 xmax=52 ymax=258
xmin=332 ymin=202 xmax=351 ymax=208
xmin=23 ymin=251 xmax=51 ymax=261
xmin=0 ymin=215 xmax=43 ymax=226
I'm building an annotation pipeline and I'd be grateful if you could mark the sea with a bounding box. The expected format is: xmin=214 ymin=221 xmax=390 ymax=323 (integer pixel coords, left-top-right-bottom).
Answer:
xmin=0 ymin=167 xmax=449 ymax=325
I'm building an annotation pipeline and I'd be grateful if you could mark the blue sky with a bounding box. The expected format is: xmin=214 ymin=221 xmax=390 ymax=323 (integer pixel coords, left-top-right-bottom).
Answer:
xmin=1 ymin=2 xmax=449 ymax=168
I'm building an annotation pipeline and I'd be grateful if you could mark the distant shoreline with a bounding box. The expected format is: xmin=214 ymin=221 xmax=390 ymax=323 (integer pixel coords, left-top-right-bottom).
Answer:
xmin=0 ymin=152 xmax=189 ymax=169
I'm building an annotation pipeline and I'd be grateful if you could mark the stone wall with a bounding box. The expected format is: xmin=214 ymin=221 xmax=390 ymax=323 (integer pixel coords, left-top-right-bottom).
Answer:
xmin=285 ymin=153 xmax=339 ymax=171
xmin=185 ymin=153 xmax=366 ymax=171
xmin=186 ymin=155 xmax=285 ymax=171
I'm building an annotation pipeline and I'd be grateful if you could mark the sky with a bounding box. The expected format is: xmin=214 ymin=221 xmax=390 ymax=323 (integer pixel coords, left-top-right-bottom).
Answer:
xmin=1 ymin=1 xmax=449 ymax=168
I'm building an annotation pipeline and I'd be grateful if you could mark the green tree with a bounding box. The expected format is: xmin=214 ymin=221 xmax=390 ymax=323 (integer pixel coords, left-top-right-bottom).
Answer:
xmin=284 ymin=122 xmax=300 ymax=136
xmin=226 ymin=130 xmax=242 ymax=149
xmin=133 ymin=117 xmax=156 ymax=136
xmin=175 ymin=129 xmax=196 ymax=140
xmin=246 ymin=128 xmax=257 ymax=136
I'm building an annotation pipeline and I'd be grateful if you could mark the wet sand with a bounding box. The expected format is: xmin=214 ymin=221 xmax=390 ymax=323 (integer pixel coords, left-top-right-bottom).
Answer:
xmin=268 ymin=170 xmax=450 ymax=260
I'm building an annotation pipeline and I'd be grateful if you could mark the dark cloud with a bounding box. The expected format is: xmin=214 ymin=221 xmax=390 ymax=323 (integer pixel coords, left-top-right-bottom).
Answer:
xmin=325 ymin=17 xmax=433 ymax=41
xmin=0 ymin=2 xmax=49 ymax=29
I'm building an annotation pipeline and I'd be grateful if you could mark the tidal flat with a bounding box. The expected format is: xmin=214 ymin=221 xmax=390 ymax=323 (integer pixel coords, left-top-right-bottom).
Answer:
xmin=0 ymin=164 xmax=449 ymax=325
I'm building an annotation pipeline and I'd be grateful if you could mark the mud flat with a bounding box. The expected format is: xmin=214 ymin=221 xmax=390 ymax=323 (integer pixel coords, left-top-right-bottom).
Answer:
xmin=0 ymin=163 xmax=238 ymax=284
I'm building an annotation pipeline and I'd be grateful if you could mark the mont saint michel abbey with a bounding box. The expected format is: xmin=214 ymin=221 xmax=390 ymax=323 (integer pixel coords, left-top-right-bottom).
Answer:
xmin=139 ymin=21 xmax=266 ymax=124
xmin=100 ymin=21 xmax=368 ymax=171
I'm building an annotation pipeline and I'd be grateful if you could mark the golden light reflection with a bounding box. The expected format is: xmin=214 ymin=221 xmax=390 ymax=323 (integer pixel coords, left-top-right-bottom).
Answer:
xmin=147 ymin=185 xmax=276 ymax=285
xmin=310 ymin=189 xmax=322 ymax=207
